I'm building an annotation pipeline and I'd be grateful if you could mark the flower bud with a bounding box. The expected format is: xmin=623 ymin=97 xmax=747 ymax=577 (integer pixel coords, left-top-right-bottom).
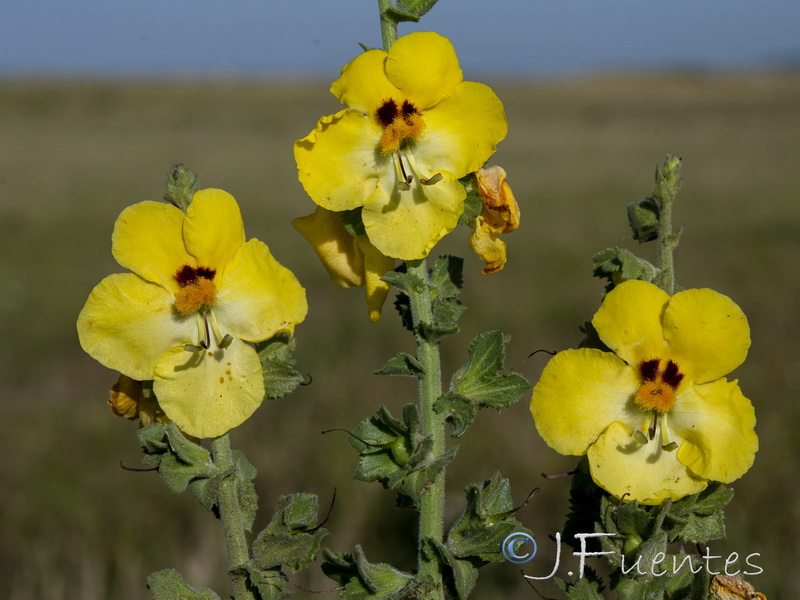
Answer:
xmin=626 ymin=197 xmax=661 ymax=243
xmin=163 ymin=164 xmax=199 ymax=212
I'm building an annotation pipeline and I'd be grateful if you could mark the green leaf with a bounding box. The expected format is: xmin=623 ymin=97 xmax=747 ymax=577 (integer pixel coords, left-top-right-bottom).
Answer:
xmin=555 ymin=573 xmax=605 ymax=600
xmin=246 ymin=567 xmax=289 ymax=600
xmin=349 ymin=405 xmax=456 ymax=509
xmin=255 ymin=333 xmax=304 ymax=400
xmin=424 ymin=255 xmax=465 ymax=340
xmin=450 ymin=330 xmax=531 ymax=409
xmin=385 ymin=6 xmax=421 ymax=23
xmin=374 ymin=352 xmax=424 ymax=378
xmin=664 ymin=483 xmax=733 ymax=543
xmin=382 ymin=268 xmax=424 ymax=295
xmin=446 ymin=472 xmax=529 ymax=565
xmin=184 ymin=448 xmax=258 ymax=532
xmin=433 ymin=392 xmax=477 ymax=439
xmin=424 ymin=539 xmax=478 ymax=600
xmin=395 ymin=0 xmax=439 ymax=18
xmin=138 ymin=423 xmax=218 ymax=494
xmin=674 ymin=511 xmax=726 ymax=544
xmin=251 ymin=493 xmax=329 ymax=572
xmin=627 ymin=196 xmax=662 ymax=243
xmin=436 ymin=330 xmax=530 ymax=437
xmin=321 ymin=547 xmax=414 ymax=599
xmin=147 ymin=569 xmax=220 ymax=600
xmin=592 ymin=247 xmax=659 ymax=292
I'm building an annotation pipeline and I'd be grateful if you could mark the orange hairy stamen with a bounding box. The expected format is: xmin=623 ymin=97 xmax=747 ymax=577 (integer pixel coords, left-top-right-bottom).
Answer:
xmin=632 ymin=358 xmax=684 ymax=414
xmin=174 ymin=276 xmax=216 ymax=316
xmin=379 ymin=113 xmax=425 ymax=155
xmin=634 ymin=381 xmax=676 ymax=414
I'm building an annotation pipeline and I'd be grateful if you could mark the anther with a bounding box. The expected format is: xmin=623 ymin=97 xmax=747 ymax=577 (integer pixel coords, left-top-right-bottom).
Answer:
xmin=633 ymin=430 xmax=648 ymax=444
xmin=218 ymin=334 xmax=233 ymax=349
xmin=662 ymin=442 xmax=679 ymax=452
xmin=420 ymin=173 xmax=443 ymax=185
xmin=184 ymin=344 xmax=203 ymax=352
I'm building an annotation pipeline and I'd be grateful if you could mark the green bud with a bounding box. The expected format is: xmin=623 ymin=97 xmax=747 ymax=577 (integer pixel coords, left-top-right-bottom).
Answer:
xmin=623 ymin=533 xmax=643 ymax=556
xmin=390 ymin=436 xmax=412 ymax=466
xmin=658 ymin=154 xmax=682 ymax=192
xmin=163 ymin=164 xmax=199 ymax=212
xmin=627 ymin=197 xmax=661 ymax=243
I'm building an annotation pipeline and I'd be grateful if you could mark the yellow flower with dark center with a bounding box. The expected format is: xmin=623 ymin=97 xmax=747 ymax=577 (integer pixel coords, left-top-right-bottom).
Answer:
xmin=77 ymin=189 xmax=307 ymax=438
xmin=294 ymin=31 xmax=507 ymax=261
xmin=530 ymin=279 xmax=758 ymax=504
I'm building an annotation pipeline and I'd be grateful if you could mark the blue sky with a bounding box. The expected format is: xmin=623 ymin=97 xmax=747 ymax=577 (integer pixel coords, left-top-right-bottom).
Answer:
xmin=2 ymin=0 xmax=799 ymax=78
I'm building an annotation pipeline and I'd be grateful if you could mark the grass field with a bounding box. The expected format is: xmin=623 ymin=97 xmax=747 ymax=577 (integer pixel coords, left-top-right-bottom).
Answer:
xmin=1 ymin=72 xmax=799 ymax=599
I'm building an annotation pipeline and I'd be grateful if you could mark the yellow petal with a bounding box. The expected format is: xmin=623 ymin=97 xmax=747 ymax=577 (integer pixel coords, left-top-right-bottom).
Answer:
xmin=295 ymin=109 xmax=386 ymax=212
xmin=592 ymin=280 xmax=670 ymax=366
xmin=672 ymin=378 xmax=758 ymax=483
xmin=153 ymin=337 xmax=265 ymax=439
xmin=214 ymin=239 xmax=308 ymax=342
xmin=530 ymin=348 xmax=641 ymax=456
xmin=293 ymin=207 xmax=365 ymax=287
xmin=183 ymin=189 xmax=245 ymax=271
xmin=111 ymin=201 xmax=190 ymax=291
xmin=663 ymin=288 xmax=750 ymax=383
xmin=330 ymin=48 xmax=398 ymax=115
xmin=468 ymin=219 xmax=507 ymax=274
xmin=77 ymin=273 xmax=195 ymax=380
xmin=414 ymin=81 xmax=507 ymax=178
xmin=588 ymin=421 xmax=708 ymax=505
xmin=385 ymin=32 xmax=463 ymax=109
xmin=356 ymin=235 xmax=395 ymax=322
xmin=362 ymin=171 xmax=464 ymax=260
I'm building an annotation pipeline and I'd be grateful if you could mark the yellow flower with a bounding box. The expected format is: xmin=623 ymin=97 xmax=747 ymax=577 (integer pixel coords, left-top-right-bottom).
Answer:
xmin=293 ymin=206 xmax=395 ymax=322
xmin=530 ymin=280 xmax=757 ymax=505
xmin=295 ymin=31 xmax=507 ymax=261
xmin=78 ymin=189 xmax=308 ymax=438
xmin=468 ymin=165 xmax=520 ymax=274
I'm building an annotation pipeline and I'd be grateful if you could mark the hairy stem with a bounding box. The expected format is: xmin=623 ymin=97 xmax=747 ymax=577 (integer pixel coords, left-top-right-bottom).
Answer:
xmin=653 ymin=156 xmax=682 ymax=295
xmin=655 ymin=196 xmax=675 ymax=295
xmin=211 ymin=434 xmax=255 ymax=600
xmin=407 ymin=259 xmax=446 ymax=598
xmin=378 ymin=0 xmax=398 ymax=50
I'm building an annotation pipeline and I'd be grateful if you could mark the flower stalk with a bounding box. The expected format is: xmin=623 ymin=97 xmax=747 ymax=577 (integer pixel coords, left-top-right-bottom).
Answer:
xmin=653 ymin=155 xmax=682 ymax=295
xmin=378 ymin=0 xmax=399 ymax=50
xmin=211 ymin=433 xmax=256 ymax=600
xmin=406 ymin=259 xmax=446 ymax=597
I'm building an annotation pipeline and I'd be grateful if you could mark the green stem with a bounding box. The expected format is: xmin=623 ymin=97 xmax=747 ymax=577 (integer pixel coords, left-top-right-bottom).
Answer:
xmin=653 ymin=156 xmax=682 ymax=295
xmin=655 ymin=196 xmax=675 ymax=296
xmin=406 ymin=259 xmax=446 ymax=598
xmin=211 ymin=434 xmax=255 ymax=600
xmin=378 ymin=0 xmax=398 ymax=50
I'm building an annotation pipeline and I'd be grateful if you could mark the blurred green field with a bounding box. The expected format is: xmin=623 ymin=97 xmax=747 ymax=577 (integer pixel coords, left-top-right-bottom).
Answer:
xmin=1 ymin=72 xmax=799 ymax=599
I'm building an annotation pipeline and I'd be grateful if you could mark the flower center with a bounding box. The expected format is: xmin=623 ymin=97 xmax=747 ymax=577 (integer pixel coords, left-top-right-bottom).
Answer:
xmin=376 ymin=99 xmax=425 ymax=155
xmin=173 ymin=265 xmax=217 ymax=316
xmin=633 ymin=358 xmax=684 ymax=414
